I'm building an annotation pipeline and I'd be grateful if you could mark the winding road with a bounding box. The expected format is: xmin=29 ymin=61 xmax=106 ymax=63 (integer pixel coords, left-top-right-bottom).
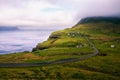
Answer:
xmin=0 ymin=35 xmax=99 ymax=67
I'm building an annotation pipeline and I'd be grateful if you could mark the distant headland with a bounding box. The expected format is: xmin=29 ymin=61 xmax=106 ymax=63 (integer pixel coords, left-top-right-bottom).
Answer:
xmin=0 ymin=26 xmax=19 ymax=31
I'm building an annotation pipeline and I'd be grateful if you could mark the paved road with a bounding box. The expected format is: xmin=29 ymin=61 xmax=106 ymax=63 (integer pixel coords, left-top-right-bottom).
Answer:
xmin=0 ymin=35 xmax=99 ymax=67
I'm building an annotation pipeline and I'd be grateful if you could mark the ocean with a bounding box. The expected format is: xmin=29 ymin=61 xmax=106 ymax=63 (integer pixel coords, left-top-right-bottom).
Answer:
xmin=0 ymin=30 xmax=54 ymax=54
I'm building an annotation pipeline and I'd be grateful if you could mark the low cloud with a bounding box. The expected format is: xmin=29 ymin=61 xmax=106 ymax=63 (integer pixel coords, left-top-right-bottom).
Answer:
xmin=0 ymin=0 xmax=120 ymax=29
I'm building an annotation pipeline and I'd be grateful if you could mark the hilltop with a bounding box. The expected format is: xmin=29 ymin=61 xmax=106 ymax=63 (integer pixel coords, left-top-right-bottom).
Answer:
xmin=0 ymin=17 xmax=119 ymax=79
xmin=77 ymin=17 xmax=120 ymax=24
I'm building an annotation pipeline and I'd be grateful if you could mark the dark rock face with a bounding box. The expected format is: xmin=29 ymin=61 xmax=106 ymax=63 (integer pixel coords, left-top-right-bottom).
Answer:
xmin=97 ymin=53 xmax=107 ymax=56
xmin=32 ymin=48 xmax=37 ymax=52
xmin=49 ymin=34 xmax=61 ymax=39
xmin=78 ymin=17 xmax=120 ymax=24
xmin=0 ymin=26 xmax=19 ymax=31
xmin=32 ymin=46 xmax=49 ymax=52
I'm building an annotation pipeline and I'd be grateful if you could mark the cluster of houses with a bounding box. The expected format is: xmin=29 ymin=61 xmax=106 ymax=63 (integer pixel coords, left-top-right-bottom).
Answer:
xmin=68 ymin=32 xmax=83 ymax=37
xmin=67 ymin=32 xmax=116 ymax=49
xmin=67 ymin=32 xmax=85 ymax=48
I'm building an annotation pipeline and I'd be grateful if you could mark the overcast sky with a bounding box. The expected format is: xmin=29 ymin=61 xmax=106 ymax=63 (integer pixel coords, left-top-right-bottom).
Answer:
xmin=0 ymin=0 xmax=120 ymax=29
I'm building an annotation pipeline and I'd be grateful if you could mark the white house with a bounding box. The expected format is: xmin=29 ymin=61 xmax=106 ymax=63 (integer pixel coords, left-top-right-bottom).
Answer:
xmin=110 ymin=45 xmax=115 ymax=48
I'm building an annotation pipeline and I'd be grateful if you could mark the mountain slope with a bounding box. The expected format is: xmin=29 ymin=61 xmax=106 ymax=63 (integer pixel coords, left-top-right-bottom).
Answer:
xmin=33 ymin=17 xmax=120 ymax=51
xmin=0 ymin=17 xmax=120 ymax=79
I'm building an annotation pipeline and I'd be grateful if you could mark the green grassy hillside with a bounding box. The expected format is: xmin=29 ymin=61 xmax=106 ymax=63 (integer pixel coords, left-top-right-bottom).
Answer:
xmin=0 ymin=17 xmax=120 ymax=79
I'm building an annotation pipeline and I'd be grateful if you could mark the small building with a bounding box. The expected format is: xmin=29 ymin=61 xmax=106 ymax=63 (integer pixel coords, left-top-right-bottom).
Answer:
xmin=68 ymin=32 xmax=76 ymax=37
xmin=110 ymin=45 xmax=115 ymax=48
xmin=72 ymin=34 xmax=76 ymax=37
xmin=76 ymin=44 xmax=83 ymax=48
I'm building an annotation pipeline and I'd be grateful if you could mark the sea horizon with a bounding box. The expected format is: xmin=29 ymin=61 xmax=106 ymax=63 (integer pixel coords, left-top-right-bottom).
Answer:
xmin=0 ymin=29 xmax=55 ymax=54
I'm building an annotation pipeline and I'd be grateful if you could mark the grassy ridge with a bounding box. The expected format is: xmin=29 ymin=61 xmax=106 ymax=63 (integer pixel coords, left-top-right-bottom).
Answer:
xmin=0 ymin=17 xmax=120 ymax=79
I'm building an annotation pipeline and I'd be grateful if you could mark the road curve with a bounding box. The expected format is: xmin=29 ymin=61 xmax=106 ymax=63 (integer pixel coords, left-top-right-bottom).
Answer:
xmin=0 ymin=36 xmax=99 ymax=67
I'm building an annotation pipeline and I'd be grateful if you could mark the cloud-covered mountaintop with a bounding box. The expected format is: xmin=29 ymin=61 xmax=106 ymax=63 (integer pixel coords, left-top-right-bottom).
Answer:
xmin=0 ymin=0 xmax=120 ymax=29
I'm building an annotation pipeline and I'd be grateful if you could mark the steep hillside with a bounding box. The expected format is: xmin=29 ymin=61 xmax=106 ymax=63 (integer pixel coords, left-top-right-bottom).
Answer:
xmin=0 ymin=17 xmax=119 ymax=79
xmin=33 ymin=17 xmax=120 ymax=51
